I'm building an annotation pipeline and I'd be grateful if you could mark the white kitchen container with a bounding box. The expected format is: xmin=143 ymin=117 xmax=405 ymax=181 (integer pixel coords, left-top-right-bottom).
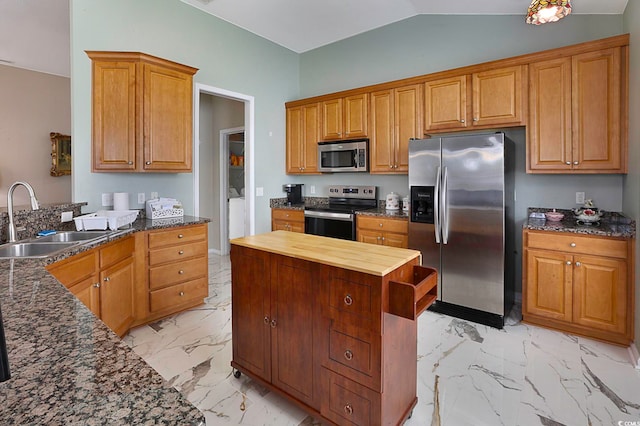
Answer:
xmin=74 ymin=210 xmax=139 ymax=230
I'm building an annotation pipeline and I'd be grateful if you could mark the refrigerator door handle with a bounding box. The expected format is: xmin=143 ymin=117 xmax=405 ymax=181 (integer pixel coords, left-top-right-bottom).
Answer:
xmin=434 ymin=166 xmax=441 ymax=244
xmin=442 ymin=166 xmax=449 ymax=244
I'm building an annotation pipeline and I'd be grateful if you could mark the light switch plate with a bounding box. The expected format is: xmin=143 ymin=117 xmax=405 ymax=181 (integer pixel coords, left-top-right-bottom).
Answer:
xmin=138 ymin=192 xmax=145 ymax=204
xmin=576 ymin=192 xmax=585 ymax=204
xmin=256 ymin=187 xmax=264 ymax=197
xmin=61 ymin=211 xmax=73 ymax=222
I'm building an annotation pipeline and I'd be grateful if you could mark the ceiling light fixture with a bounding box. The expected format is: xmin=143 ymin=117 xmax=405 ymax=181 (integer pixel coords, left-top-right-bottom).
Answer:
xmin=526 ymin=0 xmax=572 ymax=25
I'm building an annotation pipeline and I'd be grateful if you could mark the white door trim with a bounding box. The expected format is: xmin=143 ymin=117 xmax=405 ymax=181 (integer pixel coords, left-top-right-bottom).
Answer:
xmin=193 ymin=83 xmax=255 ymax=250
xmin=220 ymin=126 xmax=245 ymax=255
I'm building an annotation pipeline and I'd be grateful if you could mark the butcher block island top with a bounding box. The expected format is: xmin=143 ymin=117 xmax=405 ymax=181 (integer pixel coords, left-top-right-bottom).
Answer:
xmin=230 ymin=230 xmax=421 ymax=276
xmin=230 ymin=231 xmax=436 ymax=426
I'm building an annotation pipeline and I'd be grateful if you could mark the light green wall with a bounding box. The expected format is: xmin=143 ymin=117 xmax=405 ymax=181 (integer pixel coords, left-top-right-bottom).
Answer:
xmin=70 ymin=0 xmax=299 ymax=232
xmin=623 ymin=4 xmax=640 ymax=355
xmin=299 ymin=14 xmax=624 ymax=97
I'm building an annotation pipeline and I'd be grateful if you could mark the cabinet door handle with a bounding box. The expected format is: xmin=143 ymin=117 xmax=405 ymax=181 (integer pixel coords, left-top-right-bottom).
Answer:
xmin=344 ymin=404 xmax=353 ymax=415
xmin=570 ymin=243 xmax=576 ymax=247
xmin=344 ymin=350 xmax=353 ymax=361
xmin=473 ymin=117 xmax=478 ymax=122
xmin=103 ymin=277 xmax=110 ymax=282
xmin=178 ymin=250 xmax=184 ymax=255
xmin=264 ymin=316 xmax=270 ymax=324
xmin=573 ymin=161 xmax=579 ymax=165
xmin=344 ymin=294 xmax=353 ymax=306
xmin=145 ymin=161 xmax=151 ymax=165
xmin=178 ymin=234 xmax=184 ymax=239
xmin=178 ymin=270 xmax=184 ymax=275
xmin=128 ymin=161 xmax=133 ymax=165
xmin=575 ymin=261 xmax=582 ymax=267
xmin=93 ymin=283 xmax=100 ymax=288
xmin=179 ymin=291 xmax=185 ymax=296
xmin=270 ymin=319 xmax=277 ymax=328
xmin=566 ymin=261 xmax=572 ymax=266
xmin=460 ymin=119 xmax=465 ymax=123
xmin=566 ymin=161 xmax=571 ymax=165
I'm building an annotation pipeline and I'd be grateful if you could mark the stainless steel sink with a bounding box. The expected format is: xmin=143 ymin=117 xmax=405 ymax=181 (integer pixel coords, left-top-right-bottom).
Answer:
xmin=0 ymin=242 xmax=78 ymax=259
xmin=35 ymin=230 xmax=113 ymax=243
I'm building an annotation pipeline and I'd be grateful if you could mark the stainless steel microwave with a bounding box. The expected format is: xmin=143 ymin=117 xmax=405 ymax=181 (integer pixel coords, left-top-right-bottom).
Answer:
xmin=318 ymin=139 xmax=368 ymax=173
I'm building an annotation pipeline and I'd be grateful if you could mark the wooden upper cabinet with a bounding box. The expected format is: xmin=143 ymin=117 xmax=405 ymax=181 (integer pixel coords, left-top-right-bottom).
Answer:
xmin=424 ymin=66 xmax=524 ymax=134
xmin=528 ymin=48 xmax=626 ymax=173
xmin=472 ymin=66 xmax=525 ymax=127
xmin=286 ymin=103 xmax=320 ymax=174
xmin=321 ymin=94 xmax=368 ymax=140
xmin=90 ymin=60 xmax=138 ymax=171
xmin=370 ymin=84 xmax=422 ymax=174
xmin=572 ymin=48 xmax=623 ymax=172
xmin=87 ymin=51 xmax=198 ymax=173
xmin=424 ymin=75 xmax=468 ymax=132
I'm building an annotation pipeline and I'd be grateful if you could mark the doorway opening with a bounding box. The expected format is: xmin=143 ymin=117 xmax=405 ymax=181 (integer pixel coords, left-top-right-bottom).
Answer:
xmin=193 ymin=83 xmax=255 ymax=255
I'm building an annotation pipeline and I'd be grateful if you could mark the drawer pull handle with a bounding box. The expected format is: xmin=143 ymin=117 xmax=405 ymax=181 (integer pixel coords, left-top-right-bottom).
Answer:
xmin=344 ymin=404 xmax=353 ymax=415
xmin=103 ymin=277 xmax=110 ymax=282
xmin=344 ymin=350 xmax=353 ymax=361
xmin=179 ymin=291 xmax=185 ymax=296
xmin=178 ymin=234 xmax=184 ymax=239
xmin=270 ymin=319 xmax=277 ymax=328
xmin=178 ymin=270 xmax=185 ymax=275
xmin=566 ymin=261 xmax=572 ymax=266
xmin=178 ymin=250 xmax=184 ymax=255
xmin=264 ymin=316 xmax=270 ymax=324
xmin=344 ymin=294 xmax=353 ymax=306
xmin=570 ymin=243 xmax=576 ymax=247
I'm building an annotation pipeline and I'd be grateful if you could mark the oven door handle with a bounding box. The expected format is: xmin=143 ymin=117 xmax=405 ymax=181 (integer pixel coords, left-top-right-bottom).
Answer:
xmin=304 ymin=210 xmax=354 ymax=221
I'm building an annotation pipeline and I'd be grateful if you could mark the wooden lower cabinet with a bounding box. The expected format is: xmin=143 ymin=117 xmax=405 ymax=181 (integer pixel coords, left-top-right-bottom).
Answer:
xmin=356 ymin=215 xmax=409 ymax=248
xmin=48 ymin=224 xmax=209 ymax=337
xmin=47 ymin=236 xmax=135 ymax=337
xmin=231 ymin=242 xmax=430 ymax=425
xmin=140 ymin=224 xmax=209 ymax=323
xmin=522 ymin=230 xmax=633 ymax=345
xmin=271 ymin=208 xmax=304 ymax=233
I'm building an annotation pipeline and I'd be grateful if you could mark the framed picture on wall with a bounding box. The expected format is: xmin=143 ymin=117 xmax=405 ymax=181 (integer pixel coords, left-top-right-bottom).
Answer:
xmin=50 ymin=132 xmax=71 ymax=176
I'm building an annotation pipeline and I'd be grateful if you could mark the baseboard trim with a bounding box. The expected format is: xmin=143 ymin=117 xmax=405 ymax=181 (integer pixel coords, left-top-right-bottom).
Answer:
xmin=208 ymin=248 xmax=222 ymax=255
xmin=629 ymin=342 xmax=640 ymax=369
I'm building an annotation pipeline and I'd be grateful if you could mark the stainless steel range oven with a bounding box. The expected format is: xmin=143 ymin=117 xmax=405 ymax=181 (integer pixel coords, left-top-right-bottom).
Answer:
xmin=304 ymin=185 xmax=377 ymax=241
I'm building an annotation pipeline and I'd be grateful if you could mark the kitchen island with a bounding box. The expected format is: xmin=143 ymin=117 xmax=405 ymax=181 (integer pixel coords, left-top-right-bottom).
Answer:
xmin=230 ymin=231 xmax=436 ymax=426
xmin=0 ymin=217 xmax=208 ymax=425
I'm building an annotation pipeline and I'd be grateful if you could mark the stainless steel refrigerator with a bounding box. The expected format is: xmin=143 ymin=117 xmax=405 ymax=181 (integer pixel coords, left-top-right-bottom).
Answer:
xmin=408 ymin=132 xmax=515 ymax=328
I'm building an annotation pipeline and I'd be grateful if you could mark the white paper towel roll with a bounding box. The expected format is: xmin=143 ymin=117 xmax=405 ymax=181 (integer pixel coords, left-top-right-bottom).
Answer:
xmin=113 ymin=192 xmax=130 ymax=211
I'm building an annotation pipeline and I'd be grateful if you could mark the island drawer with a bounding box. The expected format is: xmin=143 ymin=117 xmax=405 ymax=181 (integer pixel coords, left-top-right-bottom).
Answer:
xmin=148 ymin=224 xmax=206 ymax=249
xmin=525 ymin=231 xmax=627 ymax=258
xmin=149 ymin=256 xmax=208 ymax=290
xmin=329 ymin=328 xmax=373 ymax=377
xmin=149 ymin=240 xmax=208 ymax=266
xmin=321 ymin=369 xmax=380 ymax=426
xmin=149 ymin=277 xmax=208 ymax=313
xmin=329 ymin=278 xmax=372 ymax=319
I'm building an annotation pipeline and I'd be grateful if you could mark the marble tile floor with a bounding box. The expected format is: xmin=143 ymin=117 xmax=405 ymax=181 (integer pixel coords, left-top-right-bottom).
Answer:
xmin=123 ymin=254 xmax=640 ymax=426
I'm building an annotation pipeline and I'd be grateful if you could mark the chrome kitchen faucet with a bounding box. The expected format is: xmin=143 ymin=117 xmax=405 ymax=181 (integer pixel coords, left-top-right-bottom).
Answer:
xmin=6 ymin=181 xmax=39 ymax=243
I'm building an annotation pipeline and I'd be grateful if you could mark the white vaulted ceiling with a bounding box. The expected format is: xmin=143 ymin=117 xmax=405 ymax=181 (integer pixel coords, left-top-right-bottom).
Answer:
xmin=0 ymin=0 xmax=629 ymax=78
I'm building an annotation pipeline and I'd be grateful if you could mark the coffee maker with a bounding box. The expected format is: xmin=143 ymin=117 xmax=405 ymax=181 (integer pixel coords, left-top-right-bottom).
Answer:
xmin=283 ymin=184 xmax=304 ymax=206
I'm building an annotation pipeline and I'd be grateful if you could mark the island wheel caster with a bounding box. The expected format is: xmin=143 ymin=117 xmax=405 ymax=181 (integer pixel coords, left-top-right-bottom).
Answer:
xmin=233 ymin=369 xmax=242 ymax=379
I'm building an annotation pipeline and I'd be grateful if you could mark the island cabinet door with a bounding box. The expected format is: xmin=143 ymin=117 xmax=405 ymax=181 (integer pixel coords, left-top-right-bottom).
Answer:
xmin=270 ymin=256 xmax=321 ymax=409
xmin=231 ymin=246 xmax=272 ymax=382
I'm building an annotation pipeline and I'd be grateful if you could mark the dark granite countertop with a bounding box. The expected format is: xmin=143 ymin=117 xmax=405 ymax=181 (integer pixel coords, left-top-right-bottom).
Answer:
xmin=270 ymin=197 xmax=409 ymax=219
xmin=0 ymin=216 xmax=209 ymax=425
xmin=523 ymin=208 xmax=635 ymax=239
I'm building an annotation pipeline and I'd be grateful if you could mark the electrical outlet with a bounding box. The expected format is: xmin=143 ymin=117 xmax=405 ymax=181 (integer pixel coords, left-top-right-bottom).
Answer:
xmin=138 ymin=192 xmax=145 ymax=204
xmin=151 ymin=191 xmax=158 ymax=199
xmin=310 ymin=185 xmax=316 ymax=194
xmin=576 ymin=192 xmax=585 ymax=204
xmin=102 ymin=192 xmax=113 ymax=207
xmin=61 ymin=211 xmax=73 ymax=222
